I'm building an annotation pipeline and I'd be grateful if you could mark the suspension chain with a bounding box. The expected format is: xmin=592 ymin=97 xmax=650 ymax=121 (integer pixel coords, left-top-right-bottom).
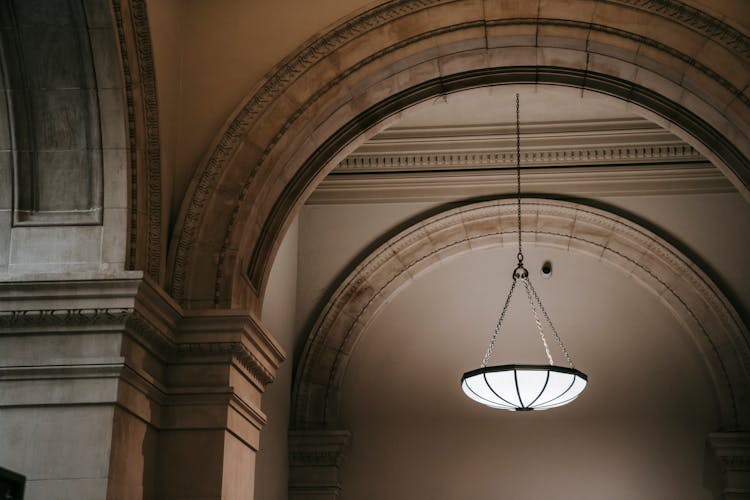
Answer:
xmin=515 ymin=93 xmax=522 ymax=263
xmin=481 ymin=278 xmax=517 ymax=367
xmin=521 ymin=278 xmax=553 ymax=365
xmin=526 ymin=279 xmax=575 ymax=367
xmin=480 ymin=93 xmax=575 ymax=369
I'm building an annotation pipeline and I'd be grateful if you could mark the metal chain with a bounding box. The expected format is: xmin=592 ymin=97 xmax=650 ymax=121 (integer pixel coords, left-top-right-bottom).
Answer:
xmin=480 ymin=94 xmax=575 ymax=370
xmin=526 ymin=278 xmax=575 ymax=368
xmin=481 ymin=279 xmax=517 ymax=367
xmin=515 ymin=93 xmax=522 ymax=263
xmin=520 ymin=278 xmax=553 ymax=365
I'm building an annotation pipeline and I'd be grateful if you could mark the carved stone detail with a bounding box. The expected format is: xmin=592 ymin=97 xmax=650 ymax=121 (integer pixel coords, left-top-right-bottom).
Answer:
xmin=169 ymin=0 xmax=750 ymax=308
xmin=176 ymin=341 xmax=275 ymax=386
xmin=289 ymin=430 xmax=352 ymax=500
xmin=0 ymin=278 xmax=280 ymax=389
xmin=112 ymin=0 xmax=163 ymax=281
xmin=170 ymin=0 xmax=450 ymax=304
xmin=0 ymin=308 xmax=132 ymax=329
xmin=606 ymin=0 xmax=750 ymax=59
xmin=336 ymin=119 xmax=705 ymax=172
xmin=339 ymin=145 xmax=702 ymax=171
xmin=708 ymin=432 xmax=750 ymax=497
xmin=291 ymin=198 xmax=749 ymax=430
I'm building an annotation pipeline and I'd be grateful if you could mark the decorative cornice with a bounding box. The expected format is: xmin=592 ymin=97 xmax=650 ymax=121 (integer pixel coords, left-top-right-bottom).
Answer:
xmin=338 ymin=145 xmax=701 ymax=170
xmin=125 ymin=309 xmax=175 ymax=359
xmin=0 ymin=308 xmax=277 ymax=387
xmin=0 ymin=308 xmax=132 ymax=330
xmin=289 ymin=430 xmax=351 ymax=473
xmin=0 ymin=276 xmax=281 ymax=389
xmin=310 ymin=163 xmax=731 ymax=203
xmin=335 ymin=119 xmax=705 ymax=173
xmin=709 ymin=432 xmax=750 ymax=472
xmin=176 ymin=341 xmax=275 ymax=386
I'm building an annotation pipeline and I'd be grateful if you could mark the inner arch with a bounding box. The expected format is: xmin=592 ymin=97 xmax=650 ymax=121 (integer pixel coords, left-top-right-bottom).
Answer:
xmin=291 ymin=198 xmax=750 ymax=430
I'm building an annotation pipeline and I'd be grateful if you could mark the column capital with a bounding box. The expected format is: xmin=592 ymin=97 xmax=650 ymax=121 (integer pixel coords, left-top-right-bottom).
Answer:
xmin=709 ymin=432 xmax=750 ymax=499
xmin=289 ymin=430 xmax=351 ymax=499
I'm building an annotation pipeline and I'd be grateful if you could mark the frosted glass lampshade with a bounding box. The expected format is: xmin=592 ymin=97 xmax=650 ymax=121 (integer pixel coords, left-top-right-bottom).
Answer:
xmin=461 ymin=364 xmax=588 ymax=411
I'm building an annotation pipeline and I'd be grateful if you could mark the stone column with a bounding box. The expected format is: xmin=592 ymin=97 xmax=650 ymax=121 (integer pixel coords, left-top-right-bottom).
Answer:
xmin=709 ymin=432 xmax=750 ymax=499
xmin=157 ymin=310 xmax=285 ymax=499
xmin=0 ymin=273 xmax=155 ymax=499
xmin=288 ymin=430 xmax=351 ymax=499
xmin=0 ymin=274 xmax=285 ymax=499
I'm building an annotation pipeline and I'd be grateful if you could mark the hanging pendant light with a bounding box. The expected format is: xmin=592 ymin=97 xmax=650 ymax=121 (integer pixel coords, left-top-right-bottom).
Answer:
xmin=461 ymin=94 xmax=587 ymax=411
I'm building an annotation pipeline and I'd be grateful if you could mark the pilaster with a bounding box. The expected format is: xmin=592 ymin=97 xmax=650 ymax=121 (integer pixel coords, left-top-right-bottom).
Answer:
xmin=0 ymin=273 xmax=286 ymax=499
xmin=157 ymin=310 xmax=284 ymax=499
xmin=709 ymin=432 xmax=750 ymax=499
xmin=289 ymin=430 xmax=351 ymax=499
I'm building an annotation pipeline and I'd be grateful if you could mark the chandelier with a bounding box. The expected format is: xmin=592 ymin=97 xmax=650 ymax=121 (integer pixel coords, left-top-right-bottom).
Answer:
xmin=461 ymin=94 xmax=587 ymax=411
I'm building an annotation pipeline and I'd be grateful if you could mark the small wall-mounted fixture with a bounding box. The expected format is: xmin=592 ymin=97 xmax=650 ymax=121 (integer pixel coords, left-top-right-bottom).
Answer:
xmin=541 ymin=261 xmax=552 ymax=278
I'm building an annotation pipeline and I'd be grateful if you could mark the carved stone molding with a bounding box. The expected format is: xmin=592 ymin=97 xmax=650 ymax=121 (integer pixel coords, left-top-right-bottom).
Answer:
xmin=606 ymin=0 xmax=750 ymax=59
xmin=291 ymin=198 xmax=750 ymax=430
xmin=336 ymin=119 xmax=705 ymax=172
xmin=168 ymin=0 xmax=750 ymax=310
xmin=312 ymin=163 xmax=730 ymax=204
xmin=112 ymin=0 xmax=163 ymax=282
xmin=0 ymin=308 xmax=132 ymax=330
xmin=0 ymin=275 xmax=284 ymax=391
xmin=709 ymin=432 xmax=750 ymax=498
xmin=289 ymin=430 xmax=352 ymax=500
xmin=176 ymin=341 xmax=275 ymax=386
xmin=168 ymin=0 xmax=451 ymax=304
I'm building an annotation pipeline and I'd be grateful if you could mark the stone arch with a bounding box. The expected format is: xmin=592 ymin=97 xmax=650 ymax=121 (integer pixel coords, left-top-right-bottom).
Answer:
xmin=167 ymin=0 xmax=750 ymax=310
xmin=291 ymin=198 xmax=750 ymax=430
xmin=113 ymin=0 xmax=165 ymax=282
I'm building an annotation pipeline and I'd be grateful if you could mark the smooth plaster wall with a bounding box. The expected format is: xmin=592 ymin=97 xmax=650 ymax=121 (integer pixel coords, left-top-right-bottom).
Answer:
xmin=146 ymin=0 xmax=375 ymax=222
xmin=257 ymin=216 xmax=299 ymax=500
xmin=292 ymin=192 xmax=747 ymax=498
xmin=296 ymin=201 xmax=436 ymax=342
xmin=337 ymin=246 xmax=719 ymax=499
xmin=341 ymin=418 xmax=718 ymax=500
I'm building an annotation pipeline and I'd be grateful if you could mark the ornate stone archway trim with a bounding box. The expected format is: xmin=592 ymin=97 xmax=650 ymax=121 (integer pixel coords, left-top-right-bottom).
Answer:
xmin=112 ymin=0 xmax=164 ymax=283
xmin=291 ymin=198 xmax=750 ymax=429
xmin=166 ymin=0 xmax=750 ymax=309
